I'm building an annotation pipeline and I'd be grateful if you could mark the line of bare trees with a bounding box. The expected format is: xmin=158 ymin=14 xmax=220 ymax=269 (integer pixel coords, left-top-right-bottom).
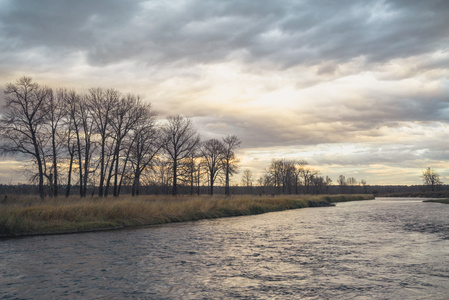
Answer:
xmin=254 ymin=159 xmax=333 ymax=195
xmin=0 ymin=77 xmax=241 ymax=198
xmin=337 ymin=175 xmax=368 ymax=194
xmin=242 ymin=160 xmax=368 ymax=195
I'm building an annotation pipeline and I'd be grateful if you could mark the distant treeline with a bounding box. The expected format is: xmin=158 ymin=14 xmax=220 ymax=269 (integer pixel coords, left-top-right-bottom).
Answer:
xmin=3 ymin=77 xmax=436 ymax=199
xmin=0 ymin=77 xmax=370 ymax=199
xmin=2 ymin=183 xmax=447 ymax=198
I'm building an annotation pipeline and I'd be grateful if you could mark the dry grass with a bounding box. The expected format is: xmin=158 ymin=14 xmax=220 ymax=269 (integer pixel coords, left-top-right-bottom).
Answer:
xmin=0 ymin=194 xmax=373 ymax=237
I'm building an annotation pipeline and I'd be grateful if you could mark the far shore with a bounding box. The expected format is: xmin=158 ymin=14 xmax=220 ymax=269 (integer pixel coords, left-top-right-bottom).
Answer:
xmin=422 ymin=199 xmax=449 ymax=204
xmin=0 ymin=194 xmax=374 ymax=238
xmin=378 ymin=191 xmax=449 ymax=198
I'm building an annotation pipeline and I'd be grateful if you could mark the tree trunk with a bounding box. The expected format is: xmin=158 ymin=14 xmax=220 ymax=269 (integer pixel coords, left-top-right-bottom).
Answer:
xmin=37 ymin=155 xmax=45 ymax=199
xmin=66 ymin=151 xmax=74 ymax=197
xmin=52 ymin=129 xmax=58 ymax=197
xmin=99 ymin=139 xmax=106 ymax=197
xmin=31 ymin=130 xmax=45 ymax=199
xmin=172 ymin=159 xmax=177 ymax=196
xmin=75 ymin=129 xmax=83 ymax=197
xmin=210 ymin=174 xmax=214 ymax=196
xmin=82 ymin=140 xmax=90 ymax=197
xmin=225 ymin=164 xmax=230 ymax=196
xmin=197 ymin=167 xmax=200 ymax=195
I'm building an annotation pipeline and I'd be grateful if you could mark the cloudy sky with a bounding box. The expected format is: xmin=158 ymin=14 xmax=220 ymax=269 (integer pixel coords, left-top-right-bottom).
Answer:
xmin=1 ymin=0 xmax=449 ymax=185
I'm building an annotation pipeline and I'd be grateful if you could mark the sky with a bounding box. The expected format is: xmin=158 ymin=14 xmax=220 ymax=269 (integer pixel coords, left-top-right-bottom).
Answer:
xmin=0 ymin=0 xmax=449 ymax=185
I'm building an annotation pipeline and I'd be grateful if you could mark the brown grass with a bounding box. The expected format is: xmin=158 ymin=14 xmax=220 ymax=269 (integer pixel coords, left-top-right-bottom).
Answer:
xmin=0 ymin=194 xmax=373 ymax=237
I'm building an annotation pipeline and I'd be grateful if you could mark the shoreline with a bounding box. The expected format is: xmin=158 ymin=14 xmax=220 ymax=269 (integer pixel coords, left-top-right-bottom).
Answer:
xmin=422 ymin=199 xmax=449 ymax=204
xmin=1 ymin=194 xmax=373 ymax=238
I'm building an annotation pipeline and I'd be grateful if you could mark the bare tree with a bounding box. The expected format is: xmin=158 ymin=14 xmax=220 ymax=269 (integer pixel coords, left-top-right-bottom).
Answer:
xmin=421 ymin=167 xmax=443 ymax=191
xmin=302 ymin=167 xmax=319 ymax=194
xmin=241 ymin=169 xmax=253 ymax=193
xmin=347 ymin=177 xmax=357 ymax=193
xmin=337 ymin=175 xmax=346 ymax=194
xmin=64 ymin=90 xmax=85 ymax=197
xmin=129 ymin=111 xmax=160 ymax=196
xmin=152 ymin=157 xmax=172 ymax=195
xmin=105 ymin=94 xmax=149 ymax=197
xmin=222 ymin=135 xmax=241 ymax=196
xmin=161 ymin=115 xmax=200 ymax=196
xmin=183 ymin=150 xmax=202 ymax=196
xmin=87 ymin=88 xmax=119 ymax=197
xmin=76 ymin=95 xmax=96 ymax=197
xmin=44 ymin=88 xmax=67 ymax=197
xmin=0 ymin=77 xmax=51 ymax=199
xmin=201 ymin=139 xmax=225 ymax=195
xmin=324 ymin=176 xmax=333 ymax=194
xmin=293 ymin=160 xmax=308 ymax=194
xmin=62 ymin=97 xmax=78 ymax=197
xmin=266 ymin=159 xmax=307 ymax=194
xmin=347 ymin=177 xmax=357 ymax=186
xmin=360 ymin=179 xmax=367 ymax=194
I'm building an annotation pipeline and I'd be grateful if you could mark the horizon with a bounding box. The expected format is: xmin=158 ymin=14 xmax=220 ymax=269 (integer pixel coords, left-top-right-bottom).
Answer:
xmin=1 ymin=0 xmax=449 ymax=185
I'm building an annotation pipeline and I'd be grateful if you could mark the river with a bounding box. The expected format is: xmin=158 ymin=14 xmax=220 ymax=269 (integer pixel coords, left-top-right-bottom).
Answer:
xmin=1 ymin=197 xmax=449 ymax=299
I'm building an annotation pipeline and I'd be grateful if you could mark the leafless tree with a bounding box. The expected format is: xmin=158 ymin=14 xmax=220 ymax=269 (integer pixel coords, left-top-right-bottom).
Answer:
xmin=43 ymin=88 xmax=67 ymax=197
xmin=64 ymin=90 xmax=85 ymax=197
xmin=222 ymin=135 xmax=241 ymax=196
xmin=266 ymin=159 xmax=307 ymax=194
xmin=161 ymin=115 xmax=200 ymax=196
xmin=347 ymin=177 xmax=357 ymax=186
xmin=87 ymin=88 xmax=119 ymax=197
xmin=324 ymin=176 xmax=333 ymax=193
xmin=421 ymin=167 xmax=443 ymax=191
xmin=182 ymin=150 xmax=202 ymax=196
xmin=347 ymin=177 xmax=357 ymax=193
xmin=105 ymin=94 xmax=149 ymax=197
xmin=337 ymin=175 xmax=346 ymax=194
xmin=242 ymin=169 xmax=253 ymax=192
xmin=201 ymin=139 xmax=225 ymax=195
xmin=360 ymin=179 xmax=367 ymax=194
xmin=129 ymin=111 xmax=160 ymax=196
xmin=62 ymin=99 xmax=78 ymax=198
xmin=301 ymin=167 xmax=320 ymax=194
xmin=293 ymin=160 xmax=308 ymax=194
xmin=152 ymin=157 xmax=172 ymax=195
xmin=0 ymin=77 xmax=51 ymax=199
xmin=79 ymin=95 xmax=97 ymax=197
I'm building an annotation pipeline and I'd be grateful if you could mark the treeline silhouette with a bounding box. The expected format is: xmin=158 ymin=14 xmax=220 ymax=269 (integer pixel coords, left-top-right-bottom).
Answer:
xmin=0 ymin=77 xmax=241 ymax=198
xmin=2 ymin=182 xmax=448 ymax=199
xmin=0 ymin=77 xmax=389 ymax=199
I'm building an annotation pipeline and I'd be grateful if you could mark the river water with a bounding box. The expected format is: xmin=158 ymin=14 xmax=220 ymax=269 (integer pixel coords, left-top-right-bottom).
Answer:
xmin=1 ymin=197 xmax=449 ymax=299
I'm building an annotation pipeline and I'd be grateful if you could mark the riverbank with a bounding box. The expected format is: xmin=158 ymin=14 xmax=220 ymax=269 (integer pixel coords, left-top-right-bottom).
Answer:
xmin=379 ymin=191 xmax=449 ymax=198
xmin=0 ymin=194 xmax=373 ymax=237
xmin=423 ymin=199 xmax=449 ymax=204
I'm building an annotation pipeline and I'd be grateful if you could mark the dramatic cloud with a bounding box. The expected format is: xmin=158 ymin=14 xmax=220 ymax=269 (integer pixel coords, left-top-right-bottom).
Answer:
xmin=1 ymin=0 xmax=449 ymax=184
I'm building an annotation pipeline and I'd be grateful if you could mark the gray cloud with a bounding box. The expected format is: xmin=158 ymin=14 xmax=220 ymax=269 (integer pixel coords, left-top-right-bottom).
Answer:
xmin=2 ymin=0 xmax=448 ymax=69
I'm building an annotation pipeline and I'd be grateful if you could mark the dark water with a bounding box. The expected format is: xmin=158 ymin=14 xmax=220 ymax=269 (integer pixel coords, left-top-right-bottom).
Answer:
xmin=2 ymin=197 xmax=449 ymax=299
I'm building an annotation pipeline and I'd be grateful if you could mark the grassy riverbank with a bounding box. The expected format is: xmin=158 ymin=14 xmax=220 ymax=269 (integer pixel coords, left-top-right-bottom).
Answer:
xmin=423 ymin=199 xmax=449 ymax=204
xmin=0 ymin=194 xmax=373 ymax=237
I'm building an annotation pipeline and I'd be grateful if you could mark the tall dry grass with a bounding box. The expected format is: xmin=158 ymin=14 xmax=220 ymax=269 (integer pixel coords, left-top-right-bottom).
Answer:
xmin=0 ymin=194 xmax=373 ymax=237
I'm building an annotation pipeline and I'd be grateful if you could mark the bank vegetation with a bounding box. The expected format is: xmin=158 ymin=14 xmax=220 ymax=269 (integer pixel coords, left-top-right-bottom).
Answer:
xmin=0 ymin=194 xmax=373 ymax=237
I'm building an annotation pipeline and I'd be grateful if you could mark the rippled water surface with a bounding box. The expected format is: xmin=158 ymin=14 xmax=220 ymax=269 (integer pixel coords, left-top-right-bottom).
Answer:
xmin=2 ymin=197 xmax=449 ymax=299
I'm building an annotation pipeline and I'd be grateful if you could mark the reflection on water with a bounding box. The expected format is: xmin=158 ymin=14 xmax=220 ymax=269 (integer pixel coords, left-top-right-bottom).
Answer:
xmin=1 ymin=198 xmax=449 ymax=299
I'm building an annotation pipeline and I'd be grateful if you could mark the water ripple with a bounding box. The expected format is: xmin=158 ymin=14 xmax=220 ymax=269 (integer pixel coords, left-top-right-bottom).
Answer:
xmin=1 ymin=198 xmax=449 ymax=299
